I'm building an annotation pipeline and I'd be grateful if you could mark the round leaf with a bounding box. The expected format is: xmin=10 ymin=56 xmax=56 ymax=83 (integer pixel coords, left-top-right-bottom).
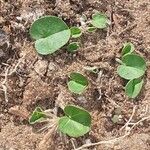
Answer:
xmin=117 ymin=54 xmax=146 ymax=80
xmin=68 ymin=80 xmax=86 ymax=94
xmin=67 ymin=42 xmax=79 ymax=53
xmin=30 ymin=16 xmax=71 ymax=55
xmin=91 ymin=12 xmax=109 ymax=29
xmin=70 ymin=27 xmax=82 ymax=38
xmin=122 ymin=42 xmax=135 ymax=56
xmin=68 ymin=73 xmax=88 ymax=94
xmin=58 ymin=105 xmax=91 ymax=137
xmin=125 ymin=78 xmax=144 ymax=98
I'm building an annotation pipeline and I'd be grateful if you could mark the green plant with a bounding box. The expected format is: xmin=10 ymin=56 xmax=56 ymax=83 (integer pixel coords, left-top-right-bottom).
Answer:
xmin=125 ymin=78 xmax=144 ymax=98
xmin=29 ymin=105 xmax=91 ymax=138
xmin=29 ymin=107 xmax=47 ymax=124
xmin=30 ymin=16 xmax=71 ymax=55
xmin=67 ymin=72 xmax=89 ymax=94
xmin=58 ymin=105 xmax=91 ymax=137
xmin=117 ymin=54 xmax=146 ymax=80
xmin=67 ymin=42 xmax=79 ymax=53
xmin=91 ymin=12 xmax=110 ymax=29
xmin=117 ymin=43 xmax=147 ymax=98
xmin=122 ymin=42 xmax=135 ymax=56
xmin=70 ymin=27 xmax=82 ymax=38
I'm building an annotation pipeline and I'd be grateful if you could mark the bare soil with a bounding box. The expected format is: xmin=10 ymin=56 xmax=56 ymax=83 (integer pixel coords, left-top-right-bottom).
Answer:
xmin=0 ymin=0 xmax=150 ymax=150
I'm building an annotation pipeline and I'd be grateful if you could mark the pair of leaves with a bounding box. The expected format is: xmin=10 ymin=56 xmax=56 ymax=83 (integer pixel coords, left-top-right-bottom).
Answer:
xmin=30 ymin=16 xmax=71 ymax=55
xmin=29 ymin=105 xmax=91 ymax=138
xmin=117 ymin=43 xmax=146 ymax=98
xmin=67 ymin=72 xmax=88 ymax=94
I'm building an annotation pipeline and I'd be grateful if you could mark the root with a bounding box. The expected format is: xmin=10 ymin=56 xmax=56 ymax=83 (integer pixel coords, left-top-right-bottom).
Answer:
xmin=73 ymin=110 xmax=150 ymax=150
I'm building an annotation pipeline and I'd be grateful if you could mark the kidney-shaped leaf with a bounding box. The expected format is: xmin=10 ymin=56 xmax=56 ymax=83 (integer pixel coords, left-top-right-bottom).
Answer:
xmin=125 ymin=78 xmax=144 ymax=98
xmin=67 ymin=42 xmax=79 ymax=53
xmin=30 ymin=16 xmax=71 ymax=55
xmin=70 ymin=27 xmax=82 ymax=38
xmin=29 ymin=107 xmax=46 ymax=124
xmin=58 ymin=105 xmax=91 ymax=137
xmin=91 ymin=12 xmax=109 ymax=29
xmin=117 ymin=54 xmax=146 ymax=80
xmin=68 ymin=72 xmax=88 ymax=94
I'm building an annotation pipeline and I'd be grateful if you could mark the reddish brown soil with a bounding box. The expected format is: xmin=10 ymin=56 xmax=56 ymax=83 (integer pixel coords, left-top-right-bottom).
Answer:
xmin=0 ymin=0 xmax=150 ymax=150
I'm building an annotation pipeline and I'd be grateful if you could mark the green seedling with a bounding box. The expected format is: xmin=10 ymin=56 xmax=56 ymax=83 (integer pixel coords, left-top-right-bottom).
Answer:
xmin=122 ymin=42 xmax=135 ymax=56
xmin=83 ymin=66 xmax=99 ymax=74
xmin=67 ymin=72 xmax=88 ymax=94
xmin=91 ymin=12 xmax=110 ymax=29
xmin=67 ymin=42 xmax=79 ymax=53
xmin=30 ymin=16 xmax=71 ymax=55
xmin=58 ymin=105 xmax=91 ymax=137
xmin=29 ymin=107 xmax=47 ymax=124
xmin=70 ymin=27 xmax=82 ymax=38
xmin=29 ymin=105 xmax=91 ymax=138
xmin=125 ymin=78 xmax=144 ymax=98
xmin=117 ymin=43 xmax=147 ymax=99
xmin=117 ymin=54 xmax=146 ymax=80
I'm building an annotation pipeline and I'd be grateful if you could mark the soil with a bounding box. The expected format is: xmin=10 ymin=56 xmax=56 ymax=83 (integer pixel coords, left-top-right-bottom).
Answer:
xmin=0 ymin=0 xmax=150 ymax=150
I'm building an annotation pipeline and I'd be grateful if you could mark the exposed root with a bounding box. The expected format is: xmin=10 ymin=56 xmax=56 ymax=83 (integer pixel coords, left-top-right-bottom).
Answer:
xmin=0 ymin=67 xmax=10 ymax=102
xmin=73 ymin=108 xmax=150 ymax=150
xmin=38 ymin=125 xmax=58 ymax=150
xmin=74 ymin=134 xmax=129 ymax=150
xmin=120 ymin=105 xmax=137 ymax=132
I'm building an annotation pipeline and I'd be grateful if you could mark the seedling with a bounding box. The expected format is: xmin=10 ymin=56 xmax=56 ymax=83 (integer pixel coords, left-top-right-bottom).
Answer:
xmin=58 ymin=105 xmax=91 ymax=137
xmin=67 ymin=42 xmax=79 ymax=53
xmin=117 ymin=54 xmax=146 ymax=80
xmin=29 ymin=105 xmax=91 ymax=138
xmin=91 ymin=12 xmax=110 ymax=29
xmin=125 ymin=78 xmax=144 ymax=98
xmin=67 ymin=72 xmax=89 ymax=94
xmin=30 ymin=16 xmax=71 ymax=55
xmin=117 ymin=43 xmax=147 ymax=99
xmin=29 ymin=107 xmax=47 ymax=124
xmin=70 ymin=27 xmax=82 ymax=38
xmin=122 ymin=42 xmax=135 ymax=56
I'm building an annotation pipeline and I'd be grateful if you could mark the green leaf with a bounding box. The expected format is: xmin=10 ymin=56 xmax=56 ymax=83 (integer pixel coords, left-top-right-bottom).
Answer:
xmin=29 ymin=107 xmax=46 ymax=124
xmin=125 ymin=78 xmax=144 ymax=98
xmin=68 ymin=73 xmax=88 ymax=94
xmin=70 ymin=27 xmax=82 ymax=38
xmin=122 ymin=42 xmax=135 ymax=56
xmin=67 ymin=42 xmax=79 ymax=53
xmin=91 ymin=12 xmax=109 ymax=29
xmin=117 ymin=54 xmax=146 ymax=80
xmin=58 ymin=105 xmax=91 ymax=137
xmin=30 ymin=16 xmax=71 ymax=55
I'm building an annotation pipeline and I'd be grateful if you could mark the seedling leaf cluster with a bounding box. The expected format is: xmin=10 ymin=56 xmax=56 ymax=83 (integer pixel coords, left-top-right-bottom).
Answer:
xmin=117 ymin=43 xmax=147 ymax=98
xmin=67 ymin=72 xmax=88 ymax=94
xmin=29 ymin=105 xmax=91 ymax=138
xmin=30 ymin=13 xmax=109 ymax=55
